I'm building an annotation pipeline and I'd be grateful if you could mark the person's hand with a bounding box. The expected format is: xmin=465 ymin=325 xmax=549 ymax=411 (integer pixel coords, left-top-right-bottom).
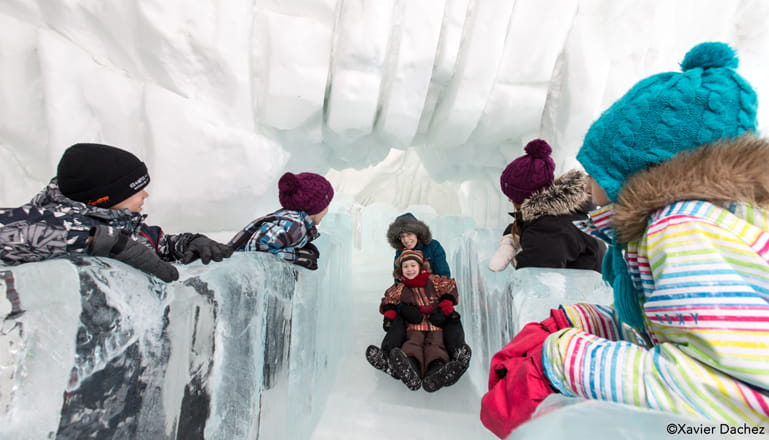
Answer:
xmin=382 ymin=309 xmax=397 ymax=331
xmin=488 ymin=234 xmax=518 ymax=272
xmin=428 ymin=309 xmax=447 ymax=327
xmin=399 ymin=303 xmax=423 ymax=324
xmin=294 ymin=243 xmax=320 ymax=270
xmin=88 ymin=225 xmax=179 ymax=282
xmin=181 ymin=234 xmax=234 ymax=264
xmin=438 ymin=299 xmax=454 ymax=315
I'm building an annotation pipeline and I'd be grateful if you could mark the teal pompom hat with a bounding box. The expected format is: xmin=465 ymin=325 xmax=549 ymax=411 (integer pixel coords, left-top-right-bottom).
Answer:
xmin=577 ymin=41 xmax=758 ymax=203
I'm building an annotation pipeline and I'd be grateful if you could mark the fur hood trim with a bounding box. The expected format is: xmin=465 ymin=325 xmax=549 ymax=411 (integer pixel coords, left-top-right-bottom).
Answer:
xmin=520 ymin=169 xmax=591 ymax=222
xmin=614 ymin=136 xmax=769 ymax=243
xmin=386 ymin=213 xmax=432 ymax=250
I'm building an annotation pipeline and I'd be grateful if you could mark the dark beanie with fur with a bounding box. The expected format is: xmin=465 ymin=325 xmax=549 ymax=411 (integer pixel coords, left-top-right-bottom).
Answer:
xmin=57 ymin=143 xmax=150 ymax=208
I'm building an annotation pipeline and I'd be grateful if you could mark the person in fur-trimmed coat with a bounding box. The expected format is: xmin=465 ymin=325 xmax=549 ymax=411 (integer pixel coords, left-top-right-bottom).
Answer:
xmin=489 ymin=139 xmax=605 ymax=273
xmin=387 ymin=212 xmax=451 ymax=278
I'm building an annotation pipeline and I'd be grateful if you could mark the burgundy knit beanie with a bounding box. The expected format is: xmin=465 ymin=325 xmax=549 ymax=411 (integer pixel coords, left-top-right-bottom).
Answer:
xmin=278 ymin=172 xmax=334 ymax=215
xmin=499 ymin=139 xmax=555 ymax=204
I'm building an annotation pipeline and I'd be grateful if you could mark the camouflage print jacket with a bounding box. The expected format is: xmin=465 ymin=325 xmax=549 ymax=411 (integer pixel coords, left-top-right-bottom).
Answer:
xmin=0 ymin=179 xmax=198 ymax=265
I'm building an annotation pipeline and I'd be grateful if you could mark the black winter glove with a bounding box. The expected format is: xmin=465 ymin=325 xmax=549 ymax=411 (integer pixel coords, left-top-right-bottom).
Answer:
xmin=181 ymin=234 xmax=234 ymax=264
xmin=88 ymin=226 xmax=179 ymax=282
xmin=428 ymin=309 xmax=447 ymax=327
xmin=399 ymin=303 xmax=423 ymax=324
xmin=294 ymin=243 xmax=320 ymax=271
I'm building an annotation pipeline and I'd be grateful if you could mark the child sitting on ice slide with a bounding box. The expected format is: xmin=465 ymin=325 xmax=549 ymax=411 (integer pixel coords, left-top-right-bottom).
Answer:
xmin=366 ymin=213 xmax=471 ymax=381
xmin=228 ymin=172 xmax=333 ymax=270
xmin=376 ymin=250 xmax=467 ymax=392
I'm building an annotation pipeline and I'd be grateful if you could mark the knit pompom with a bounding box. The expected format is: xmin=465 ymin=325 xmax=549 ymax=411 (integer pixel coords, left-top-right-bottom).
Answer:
xmin=523 ymin=139 xmax=552 ymax=159
xmin=680 ymin=42 xmax=738 ymax=71
xmin=278 ymin=172 xmax=299 ymax=195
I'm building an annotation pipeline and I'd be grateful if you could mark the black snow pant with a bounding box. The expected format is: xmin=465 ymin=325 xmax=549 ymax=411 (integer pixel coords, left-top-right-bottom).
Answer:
xmin=380 ymin=313 xmax=466 ymax=357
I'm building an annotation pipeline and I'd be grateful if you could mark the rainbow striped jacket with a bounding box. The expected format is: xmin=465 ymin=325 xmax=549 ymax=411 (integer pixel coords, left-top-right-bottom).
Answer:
xmin=542 ymin=200 xmax=769 ymax=426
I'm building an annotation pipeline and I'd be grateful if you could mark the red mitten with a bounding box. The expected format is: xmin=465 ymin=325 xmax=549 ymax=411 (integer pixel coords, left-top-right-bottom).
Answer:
xmin=383 ymin=310 xmax=397 ymax=320
xmin=438 ymin=299 xmax=454 ymax=315
xmin=550 ymin=307 xmax=570 ymax=330
xmin=419 ymin=305 xmax=434 ymax=314
xmin=487 ymin=318 xmax=556 ymax=390
xmin=481 ymin=344 xmax=555 ymax=438
xmin=480 ymin=311 xmax=568 ymax=438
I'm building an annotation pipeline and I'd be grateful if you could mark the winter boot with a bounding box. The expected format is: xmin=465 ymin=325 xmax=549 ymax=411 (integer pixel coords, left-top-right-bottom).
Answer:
xmin=422 ymin=360 xmax=466 ymax=393
xmin=366 ymin=345 xmax=388 ymax=369
xmin=366 ymin=345 xmax=399 ymax=379
xmin=445 ymin=343 xmax=472 ymax=386
xmin=389 ymin=348 xmax=421 ymax=391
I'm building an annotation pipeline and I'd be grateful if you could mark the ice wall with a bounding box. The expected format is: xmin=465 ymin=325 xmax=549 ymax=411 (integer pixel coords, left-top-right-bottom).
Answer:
xmin=2 ymin=1 xmax=769 ymax=232
xmin=0 ymin=212 xmax=352 ymax=440
xmin=446 ymin=225 xmax=614 ymax=392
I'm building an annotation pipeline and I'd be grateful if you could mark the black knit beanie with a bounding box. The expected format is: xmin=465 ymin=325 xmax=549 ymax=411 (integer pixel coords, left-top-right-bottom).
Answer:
xmin=57 ymin=143 xmax=150 ymax=208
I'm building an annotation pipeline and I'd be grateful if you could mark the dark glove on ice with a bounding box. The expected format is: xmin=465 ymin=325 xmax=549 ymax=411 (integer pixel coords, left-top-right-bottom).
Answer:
xmin=294 ymin=243 xmax=319 ymax=271
xmin=181 ymin=234 xmax=234 ymax=264
xmin=299 ymin=242 xmax=320 ymax=258
xmin=88 ymin=225 xmax=179 ymax=283
xmin=399 ymin=303 xmax=423 ymax=324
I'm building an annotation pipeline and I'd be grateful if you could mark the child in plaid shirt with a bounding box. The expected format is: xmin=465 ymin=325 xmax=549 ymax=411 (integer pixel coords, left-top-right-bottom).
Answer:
xmin=228 ymin=172 xmax=333 ymax=270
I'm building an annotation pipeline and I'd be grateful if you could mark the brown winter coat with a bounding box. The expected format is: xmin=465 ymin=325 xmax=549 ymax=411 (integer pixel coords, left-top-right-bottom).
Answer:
xmin=380 ymin=275 xmax=459 ymax=332
xmin=380 ymin=274 xmax=459 ymax=373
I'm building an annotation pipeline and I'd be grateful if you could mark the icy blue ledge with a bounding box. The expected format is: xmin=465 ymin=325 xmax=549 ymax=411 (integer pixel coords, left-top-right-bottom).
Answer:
xmin=0 ymin=214 xmax=351 ymax=440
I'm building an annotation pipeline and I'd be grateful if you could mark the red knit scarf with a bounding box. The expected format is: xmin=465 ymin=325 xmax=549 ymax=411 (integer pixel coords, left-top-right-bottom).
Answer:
xmin=402 ymin=271 xmax=430 ymax=288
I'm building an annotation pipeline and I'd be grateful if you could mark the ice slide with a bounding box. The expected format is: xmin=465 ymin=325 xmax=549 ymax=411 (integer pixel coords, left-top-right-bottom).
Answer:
xmin=0 ymin=208 xmax=737 ymax=439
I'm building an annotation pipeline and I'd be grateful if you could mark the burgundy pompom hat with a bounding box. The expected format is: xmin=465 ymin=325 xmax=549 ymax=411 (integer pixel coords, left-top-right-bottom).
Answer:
xmin=278 ymin=172 xmax=334 ymax=215
xmin=499 ymin=139 xmax=555 ymax=204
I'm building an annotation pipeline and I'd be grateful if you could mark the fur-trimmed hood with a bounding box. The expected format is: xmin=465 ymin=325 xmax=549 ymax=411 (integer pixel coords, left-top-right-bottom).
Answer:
xmin=614 ymin=136 xmax=769 ymax=243
xmin=519 ymin=169 xmax=592 ymax=222
xmin=387 ymin=213 xmax=432 ymax=250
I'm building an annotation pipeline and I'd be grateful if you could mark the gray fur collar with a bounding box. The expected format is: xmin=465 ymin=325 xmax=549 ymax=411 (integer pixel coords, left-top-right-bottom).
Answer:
xmin=386 ymin=214 xmax=432 ymax=250
xmin=520 ymin=169 xmax=591 ymax=222
xmin=614 ymin=136 xmax=769 ymax=243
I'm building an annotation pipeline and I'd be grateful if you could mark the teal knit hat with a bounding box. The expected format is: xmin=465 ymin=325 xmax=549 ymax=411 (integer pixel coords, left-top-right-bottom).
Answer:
xmin=577 ymin=42 xmax=758 ymax=203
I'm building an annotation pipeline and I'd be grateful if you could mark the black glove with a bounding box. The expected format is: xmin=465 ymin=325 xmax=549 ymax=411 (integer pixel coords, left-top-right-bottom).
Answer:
xmin=294 ymin=243 xmax=320 ymax=270
xmin=383 ymin=317 xmax=393 ymax=332
xmin=399 ymin=303 xmax=423 ymax=324
xmin=301 ymin=242 xmax=320 ymax=258
xmin=181 ymin=234 xmax=234 ymax=264
xmin=429 ymin=309 xmax=447 ymax=327
xmin=88 ymin=226 xmax=179 ymax=282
